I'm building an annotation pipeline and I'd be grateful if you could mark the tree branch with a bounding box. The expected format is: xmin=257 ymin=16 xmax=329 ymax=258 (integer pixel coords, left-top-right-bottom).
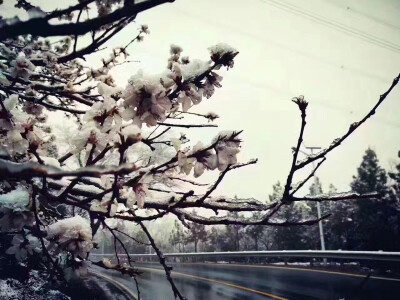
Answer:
xmin=0 ymin=0 xmax=174 ymax=41
xmin=138 ymin=221 xmax=186 ymax=300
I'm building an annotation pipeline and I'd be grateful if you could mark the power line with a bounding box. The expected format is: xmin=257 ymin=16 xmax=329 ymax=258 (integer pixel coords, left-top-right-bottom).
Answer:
xmin=172 ymin=7 xmax=391 ymax=85
xmin=230 ymin=74 xmax=400 ymax=129
xmin=258 ymin=0 xmax=400 ymax=54
xmin=322 ymin=0 xmax=400 ymax=32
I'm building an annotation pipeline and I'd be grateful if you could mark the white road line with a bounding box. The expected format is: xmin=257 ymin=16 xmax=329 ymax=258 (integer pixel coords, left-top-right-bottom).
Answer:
xmin=88 ymin=270 xmax=138 ymax=300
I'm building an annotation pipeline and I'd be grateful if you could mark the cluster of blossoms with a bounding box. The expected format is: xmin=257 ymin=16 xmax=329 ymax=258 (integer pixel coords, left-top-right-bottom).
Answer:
xmin=47 ymin=216 xmax=93 ymax=258
xmin=69 ymin=42 xmax=238 ymax=174
xmin=0 ymin=4 xmax=244 ymax=283
xmin=121 ymin=43 xmax=238 ymax=128
xmin=0 ymin=186 xmax=93 ymax=261
xmin=177 ymin=131 xmax=241 ymax=178
xmin=9 ymin=53 xmax=36 ymax=80
xmin=96 ymin=0 xmax=124 ymax=16
xmin=0 ymin=94 xmax=49 ymax=157
xmin=0 ymin=186 xmax=33 ymax=231
xmin=0 ymin=186 xmax=42 ymax=263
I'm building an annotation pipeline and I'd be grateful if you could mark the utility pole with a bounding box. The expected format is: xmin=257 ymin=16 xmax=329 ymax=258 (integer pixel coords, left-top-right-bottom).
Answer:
xmin=304 ymin=146 xmax=327 ymax=262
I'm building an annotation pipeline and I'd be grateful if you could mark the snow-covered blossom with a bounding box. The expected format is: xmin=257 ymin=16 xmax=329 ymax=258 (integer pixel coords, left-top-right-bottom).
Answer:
xmin=90 ymin=198 xmax=119 ymax=216
xmin=181 ymin=56 xmax=190 ymax=64
xmin=121 ymin=124 xmax=142 ymax=145
xmin=121 ymin=187 xmax=136 ymax=208
xmin=97 ymin=82 xmax=121 ymax=96
xmin=10 ymin=54 xmax=36 ymax=79
xmin=140 ymin=24 xmax=150 ymax=34
xmin=6 ymin=129 xmax=29 ymax=155
xmin=208 ymin=43 xmax=237 ymax=57
xmin=178 ymin=83 xmax=203 ymax=112
xmin=6 ymin=234 xmax=41 ymax=261
xmin=170 ymin=137 xmax=182 ymax=152
xmin=86 ymin=67 xmax=108 ymax=79
xmin=95 ymin=0 xmax=120 ymax=16
xmin=0 ymin=187 xmax=33 ymax=231
xmin=170 ymin=44 xmax=183 ymax=55
xmin=70 ymin=123 xmax=110 ymax=155
xmin=22 ymin=101 xmax=44 ymax=116
xmin=122 ymin=70 xmax=173 ymax=127
xmin=205 ymin=112 xmax=219 ymax=122
xmin=0 ymin=93 xmax=47 ymax=157
xmin=125 ymin=175 xmax=152 ymax=209
xmin=216 ymin=142 xmax=240 ymax=171
xmin=47 ymin=216 xmax=93 ymax=257
xmin=178 ymin=151 xmax=195 ymax=175
xmin=100 ymin=175 xmax=113 ymax=190
xmin=193 ymin=162 xmax=205 ymax=178
xmin=98 ymin=74 xmax=116 ymax=87
xmin=42 ymin=51 xmax=58 ymax=67
xmin=54 ymin=37 xmax=71 ymax=54
xmin=180 ymin=59 xmax=209 ymax=80
xmin=214 ymin=131 xmax=241 ymax=171
xmin=191 ymin=141 xmax=217 ymax=177
xmin=137 ymin=35 xmax=144 ymax=42
xmin=3 ymin=94 xmax=18 ymax=111
xmin=208 ymin=42 xmax=238 ymax=68
xmin=203 ymin=71 xmax=223 ymax=98
xmin=83 ymin=96 xmax=119 ymax=132
xmin=0 ymin=186 xmax=31 ymax=212
xmin=178 ymin=94 xmax=191 ymax=112
xmin=90 ymin=178 xmax=119 ymax=216
xmin=133 ymin=183 xmax=148 ymax=209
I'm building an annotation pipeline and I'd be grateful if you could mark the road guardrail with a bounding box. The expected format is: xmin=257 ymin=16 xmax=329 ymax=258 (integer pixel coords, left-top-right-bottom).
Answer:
xmin=90 ymin=250 xmax=400 ymax=262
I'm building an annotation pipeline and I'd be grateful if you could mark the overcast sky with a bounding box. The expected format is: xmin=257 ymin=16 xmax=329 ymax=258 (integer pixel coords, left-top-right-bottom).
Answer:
xmin=3 ymin=0 xmax=400 ymax=201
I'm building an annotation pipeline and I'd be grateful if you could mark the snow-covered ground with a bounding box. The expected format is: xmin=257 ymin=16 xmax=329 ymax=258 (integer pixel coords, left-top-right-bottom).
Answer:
xmin=0 ymin=270 xmax=70 ymax=300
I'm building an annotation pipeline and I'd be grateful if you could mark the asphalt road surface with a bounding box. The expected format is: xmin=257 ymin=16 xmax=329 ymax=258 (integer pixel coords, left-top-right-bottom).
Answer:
xmin=92 ymin=262 xmax=400 ymax=300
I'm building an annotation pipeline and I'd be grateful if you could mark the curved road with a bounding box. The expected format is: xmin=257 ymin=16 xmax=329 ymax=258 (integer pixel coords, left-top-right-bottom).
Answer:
xmin=92 ymin=262 xmax=400 ymax=299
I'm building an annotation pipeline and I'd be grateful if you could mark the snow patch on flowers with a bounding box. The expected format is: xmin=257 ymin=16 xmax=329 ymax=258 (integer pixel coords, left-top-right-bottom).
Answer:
xmin=0 ymin=186 xmax=30 ymax=212
xmin=47 ymin=216 xmax=93 ymax=257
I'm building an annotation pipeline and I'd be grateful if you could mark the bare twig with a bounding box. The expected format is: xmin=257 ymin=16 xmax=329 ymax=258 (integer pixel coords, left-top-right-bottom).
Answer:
xmin=139 ymin=221 xmax=186 ymax=300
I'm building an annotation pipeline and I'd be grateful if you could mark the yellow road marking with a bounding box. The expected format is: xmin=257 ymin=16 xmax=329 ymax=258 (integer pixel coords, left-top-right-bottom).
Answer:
xmin=138 ymin=266 xmax=288 ymax=300
xmin=172 ymin=262 xmax=400 ymax=282
xmin=89 ymin=270 xmax=138 ymax=300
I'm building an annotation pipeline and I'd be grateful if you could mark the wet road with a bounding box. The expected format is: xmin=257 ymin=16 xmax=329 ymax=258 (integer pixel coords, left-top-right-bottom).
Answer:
xmin=92 ymin=262 xmax=400 ymax=300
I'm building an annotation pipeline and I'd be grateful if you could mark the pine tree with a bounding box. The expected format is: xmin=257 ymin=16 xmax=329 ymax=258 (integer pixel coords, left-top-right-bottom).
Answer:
xmin=185 ymin=220 xmax=207 ymax=253
xmin=203 ymin=227 xmax=223 ymax=252
xmin=323 ymin=184 xmax=358 ymax=250
xmin=169 ymin=220 xmax=187 ymax=252
xmin=350 ymin=148 xmax=400 ymax=250
xmin=222 ymin=211 xmax=242 ymax=251
xmin=245 ymin=212 xmax=265 ymax=250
